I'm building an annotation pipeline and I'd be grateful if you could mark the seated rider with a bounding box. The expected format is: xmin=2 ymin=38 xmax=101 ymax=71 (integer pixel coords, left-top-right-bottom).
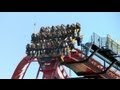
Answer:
xmin=26 ymin=44 xmax=31 ymax=56
xmin=31 ymin=33 xmax=36 ymax=43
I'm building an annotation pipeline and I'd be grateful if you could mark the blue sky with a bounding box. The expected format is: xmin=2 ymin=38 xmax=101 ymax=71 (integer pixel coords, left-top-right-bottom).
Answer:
xmin=0 ymin=12 xmax=120 ymax=79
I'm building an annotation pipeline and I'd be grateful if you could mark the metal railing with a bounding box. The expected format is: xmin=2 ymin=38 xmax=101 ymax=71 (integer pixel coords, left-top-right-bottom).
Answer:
xmin=91 ymin=32 xmax=120 ymax=55
xmin=107 ymin=36 xmax=120 ymax=55
xmin=91 ymin=32 xmax=102 ymax=48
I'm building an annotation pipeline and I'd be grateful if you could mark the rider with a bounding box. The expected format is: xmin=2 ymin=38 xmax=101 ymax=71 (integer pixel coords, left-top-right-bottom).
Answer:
xmin=70 ymin=24 xmax=76 ymax=39
xmin=31 ymin=43 xmax=36 ymax=57
xmin=76 ymin=22 xmax=81 ymax=37
xmin=76 ymin=35 xmax=83 ymax=46
xmin=31 ymin=33 xmax=36 ymax=43
xmin=26 ymin=44 xmax=31 ymax=56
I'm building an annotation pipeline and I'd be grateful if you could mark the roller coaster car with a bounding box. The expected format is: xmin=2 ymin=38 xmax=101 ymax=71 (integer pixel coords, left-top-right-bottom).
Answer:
xmin=38 ymin=57 xmax=53 ymax=63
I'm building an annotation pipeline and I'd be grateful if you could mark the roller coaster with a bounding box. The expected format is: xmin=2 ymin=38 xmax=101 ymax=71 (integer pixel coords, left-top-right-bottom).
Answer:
xmin=12 ymin=23 xmax=120 ymax=79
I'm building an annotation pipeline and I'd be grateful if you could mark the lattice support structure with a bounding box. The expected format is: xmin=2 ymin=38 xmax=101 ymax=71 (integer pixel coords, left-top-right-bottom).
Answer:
xmin=12 ymin=49 xmax=120 ymax=79
xmin=12 ymin=56 xmax=69 ymax=79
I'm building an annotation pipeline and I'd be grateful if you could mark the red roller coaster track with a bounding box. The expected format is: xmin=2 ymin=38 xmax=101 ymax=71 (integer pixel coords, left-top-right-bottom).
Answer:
xmin=12 ymin=48 xmax=120 ymax=79
xmin=12 ymin=56 xmax=69 ymax=79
